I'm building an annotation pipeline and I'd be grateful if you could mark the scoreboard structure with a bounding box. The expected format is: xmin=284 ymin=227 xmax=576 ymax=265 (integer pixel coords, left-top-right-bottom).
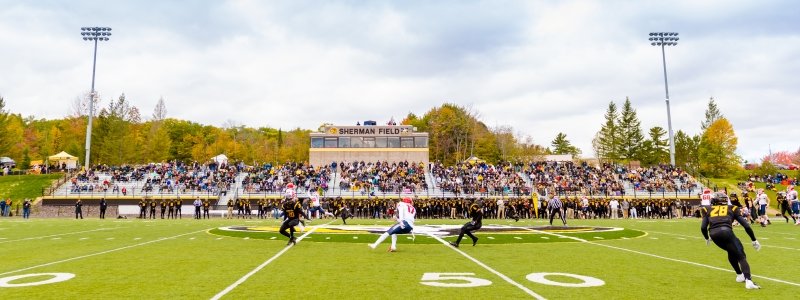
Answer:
xmin=309 ymin=124 xmax=429 ymax=167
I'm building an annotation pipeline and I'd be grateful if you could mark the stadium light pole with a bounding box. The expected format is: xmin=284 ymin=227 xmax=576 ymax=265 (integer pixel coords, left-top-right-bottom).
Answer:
xmin=80 ymin=27 xmax=112 ymax=171
xmin=649 ymin=32 xmax=679 ymax=166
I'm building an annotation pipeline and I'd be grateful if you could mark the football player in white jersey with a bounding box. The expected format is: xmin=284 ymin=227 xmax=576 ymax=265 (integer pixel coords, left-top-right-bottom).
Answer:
xmin=786 ymin=185 xmax=799 ymax=225
xmin=369 ymin=197 xmax=416 ymax=252
xmin=308 ymin=189 xmax=335 ymax=219
xmin=756 ymin=189 xmax=770 ymax=227
xmin=283 ymin=183 xmax=297 ymax=199
xmin=700 ymin=188 xmax=713 ymax=206
xmin=580 ymin=196 xmax=590 ymax=219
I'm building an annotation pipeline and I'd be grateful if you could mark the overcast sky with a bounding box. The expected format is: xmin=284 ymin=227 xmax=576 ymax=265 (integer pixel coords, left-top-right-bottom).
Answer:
xmin=1 ymin=0 xmax=798 ymax=163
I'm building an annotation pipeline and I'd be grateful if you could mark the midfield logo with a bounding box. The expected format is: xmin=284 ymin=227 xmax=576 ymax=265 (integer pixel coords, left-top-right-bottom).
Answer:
xmin=218 ymin=225 xmax=623 ymax=236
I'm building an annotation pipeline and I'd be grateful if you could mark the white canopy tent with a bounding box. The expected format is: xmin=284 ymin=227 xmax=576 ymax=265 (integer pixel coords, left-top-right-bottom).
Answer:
xmin=49 ymin=151 xmax=78 ymax=170
xmin=211 ymin=154 xmax=229 ymax=164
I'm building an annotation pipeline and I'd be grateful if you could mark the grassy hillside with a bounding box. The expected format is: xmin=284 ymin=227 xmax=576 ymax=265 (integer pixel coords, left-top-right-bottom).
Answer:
xmin=0 ymin=173 xmax=64 ymax=201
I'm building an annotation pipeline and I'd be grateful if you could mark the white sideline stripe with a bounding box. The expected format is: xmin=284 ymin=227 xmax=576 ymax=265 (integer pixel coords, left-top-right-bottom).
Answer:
xmin=644 ymin=230 xmax=800 ymax=252
xmin=0 ymin=228 xmax=210 ymax=277
xmin=427 ymin=233 xmax=545 ymax=300
xmin=210 ymin=221 xmax=333 ymax=300
xmin=516 ymin=227 xmax=800 ymax=288
xmin=0 ymin=227 xmax=117 ymax=244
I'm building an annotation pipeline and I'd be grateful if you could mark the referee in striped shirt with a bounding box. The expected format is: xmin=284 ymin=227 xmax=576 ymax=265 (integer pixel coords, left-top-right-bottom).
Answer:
xmin=548 ymin=196 xmax=567 ymax=226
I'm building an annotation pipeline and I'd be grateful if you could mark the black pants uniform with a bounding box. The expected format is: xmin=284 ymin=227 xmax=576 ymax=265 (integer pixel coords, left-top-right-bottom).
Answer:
xmin=549 ymin=208 xmax=567 ymax=226
xmin=194 ymin=206 xmax=201 ymax=219
xmin=168 ymin=207 xmax=174 ymax=219
xmin=176 ymin=206 xmax=182 ymax=218
xmin=279 ymin=219 xmax=300 ymax=239
xmin=149 ymin=207 xmax=156 ymax=219
xmin=779 ymin=202 xmax=796 ymax=223
xmin=139 ymin=207 xmax=147 ymax=219
xmin=203 ymin=208 xmax=210 ymax=219
xmin=340 ymin=208 xmax=351 ymax=224
xmin=99 ymin=207 xmax=106 ymax=219
xmin=710 ymin=228 xmax=751 ymax=278
xmin=161 ymin=206 xmax=166 ymax=219
xmin=75 ymin=208 xmax=83 ymax=219
xmin=455 ymin=221 xmax=482 ymax=245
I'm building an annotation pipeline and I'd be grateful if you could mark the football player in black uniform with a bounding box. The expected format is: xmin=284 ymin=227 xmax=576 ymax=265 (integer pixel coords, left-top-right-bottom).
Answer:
xmin=149 ymin=199 xmax=157 ymax=219
xmin=700 ymin=192 xmax=762 ymax=289
xmin=138 ymin=198 xmax=147 ymax=219
xmin=776 ymin=192 xmax=796 ymax=223
xmin=280 ymin=197 xmax=309 ymax=245
xmin=450 ymin=198 xmax=483 ymax=248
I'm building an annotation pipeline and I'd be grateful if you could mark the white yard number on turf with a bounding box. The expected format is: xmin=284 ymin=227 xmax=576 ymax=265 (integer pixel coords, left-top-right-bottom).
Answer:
xmin=420 ymin=272 xmax=604 ymax=288
xmin=420 ymin=273 xmax=492 ymax=287
xmin=525 ymin=272 xmax=604 ymax=287
xmin=0 ymin=273 xmax=75 ymax=287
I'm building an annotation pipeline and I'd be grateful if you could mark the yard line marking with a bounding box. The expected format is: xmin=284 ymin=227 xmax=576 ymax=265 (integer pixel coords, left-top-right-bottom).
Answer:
xmin=210 ymin=221 xmax=332 ymax=300
xmin=763 ymin=231 xmax=798 ymax=237
xmin=643 ymin=230 xmax=800 ymax=252
xmin=0 ymin=228 xmax=211 ymax=277
xmin=516 ymin=226 xmax=800 ymax=288
xmin=0 ymin=227 xmax=118 ymax=244
xmin=428 ymin=233 xmax=545 ymax=300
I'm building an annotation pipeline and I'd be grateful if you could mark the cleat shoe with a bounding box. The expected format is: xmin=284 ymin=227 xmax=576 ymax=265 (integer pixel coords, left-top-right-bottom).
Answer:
xmin=287 ymin=237 xmax=296 ymax=246
xmin=388 ymin=246 xmax=396 ymax=252
xmin=368 ymin=243 xmax=377 ymax=250
xmin=745 ymin=280 xmax=760 ymax=289
xmin=736 ymin=274 xmax=745 ymax=283
xmin=472 ymin=237 xmax=479 ymax=246
xmin=449 ymin=242 xmax=459 ymax=248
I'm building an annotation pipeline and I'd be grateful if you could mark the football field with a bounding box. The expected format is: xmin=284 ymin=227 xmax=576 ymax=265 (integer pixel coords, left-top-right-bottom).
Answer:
xmin=1 ymin=216 xmax=799 ymax=299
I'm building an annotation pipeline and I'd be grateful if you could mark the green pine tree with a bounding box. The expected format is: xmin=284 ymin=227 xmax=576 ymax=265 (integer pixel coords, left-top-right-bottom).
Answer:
xmin=550 ymin=132 xmax=581 ymax=157
xmin=617 ymin=97 xmax=644 ymax=161
xmin=596 ymin=101 xmax=621 ymax=162
xmin=700 ymin=97 xmax=723 ymax=131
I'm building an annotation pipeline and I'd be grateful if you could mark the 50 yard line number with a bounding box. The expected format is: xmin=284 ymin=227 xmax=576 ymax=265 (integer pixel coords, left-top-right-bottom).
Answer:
xmin=421 ymin=272 xmax=604 ymax=288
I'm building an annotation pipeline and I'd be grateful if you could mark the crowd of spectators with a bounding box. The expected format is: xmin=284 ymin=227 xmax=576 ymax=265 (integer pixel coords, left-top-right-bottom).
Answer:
xmin=335 ymin=161 xmax=428 ymax=194
xmin=430 ymin=161 xmax=529 ymax=196
xmin=67 ymin=161 xmax=237 ymax=196
xmin=62 ymin=159 xmax=707 ymax=202
xmin=524 ymin=161 xmax=626 ymax=197
xmin=624 ymin=165 xmax=699 ymax=193
xmin=746 ymin=172 xmax=798 ymax=186
xmin=240 ymin=162 xmax=332 ymax=194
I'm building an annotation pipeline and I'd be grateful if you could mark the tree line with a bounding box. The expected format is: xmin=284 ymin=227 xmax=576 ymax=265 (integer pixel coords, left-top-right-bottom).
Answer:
xmin=0 ymin=94 xmax=750 ymax=178
xmin=591 ymin=97 xmax=741 ymax=178
xmin=0 ymin=95 xmax=309 ymax=168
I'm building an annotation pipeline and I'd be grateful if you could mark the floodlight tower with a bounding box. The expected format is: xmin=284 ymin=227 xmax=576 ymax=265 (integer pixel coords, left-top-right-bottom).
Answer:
xmin=649 ymin=32 xmax=679 ymax=166
xmin=80 ymin=27 xmax=112 ymax=171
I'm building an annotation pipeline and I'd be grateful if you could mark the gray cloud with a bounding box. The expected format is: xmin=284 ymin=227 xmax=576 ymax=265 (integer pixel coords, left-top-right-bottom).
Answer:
xmin=0 ymin=0 xmax=798 ymax=164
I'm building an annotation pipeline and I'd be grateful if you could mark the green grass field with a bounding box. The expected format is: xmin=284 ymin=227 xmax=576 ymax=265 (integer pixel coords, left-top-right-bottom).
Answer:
xmin=0 ymin=174 xmax=63 ymax=200
xmin=1 ymin=216 xmax=799 ymax=299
